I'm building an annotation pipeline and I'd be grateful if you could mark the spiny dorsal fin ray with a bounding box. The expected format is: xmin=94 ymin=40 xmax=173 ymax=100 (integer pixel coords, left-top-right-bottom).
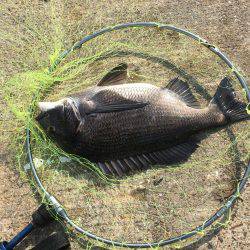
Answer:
xmin=97 ymin=63 xmax=128 ymax=86
xmin=97 ymin=139 xmax=199 ymax=176
xmin=166 ymin=78 xmax=200 ymax=108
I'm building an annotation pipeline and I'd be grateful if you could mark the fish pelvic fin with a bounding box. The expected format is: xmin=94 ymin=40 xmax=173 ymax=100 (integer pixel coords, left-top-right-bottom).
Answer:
xmin=210 ymin=77 xmax=249 ymax=123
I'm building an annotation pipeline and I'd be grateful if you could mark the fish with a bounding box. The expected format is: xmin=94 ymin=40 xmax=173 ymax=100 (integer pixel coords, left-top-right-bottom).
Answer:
xmin=36 ymin=63 xmax=249 ymax=176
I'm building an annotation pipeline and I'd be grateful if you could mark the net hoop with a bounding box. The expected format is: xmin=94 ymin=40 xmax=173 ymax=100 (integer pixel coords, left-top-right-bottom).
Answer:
xmin=26 ymin=22 xmax=250 ymax=248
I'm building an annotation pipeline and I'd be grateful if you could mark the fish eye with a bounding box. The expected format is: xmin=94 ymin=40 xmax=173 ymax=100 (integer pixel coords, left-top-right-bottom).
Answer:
xmin=47 ymin=126 xmax=55 ymax=133
xmin=36 ymin=112 xmax=49 ymax=121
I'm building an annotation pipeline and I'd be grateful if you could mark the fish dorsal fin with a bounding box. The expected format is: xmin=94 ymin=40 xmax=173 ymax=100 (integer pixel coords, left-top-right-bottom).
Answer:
xmin=97 ymin=139 xmax=199 ymax=176
xmin=166 ymin=78 xmax=200 ymax=108
xmin=97 ymin=63 xmax=128 ymax=86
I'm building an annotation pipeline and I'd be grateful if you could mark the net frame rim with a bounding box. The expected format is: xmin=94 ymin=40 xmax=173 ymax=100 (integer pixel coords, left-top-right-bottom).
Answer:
xmin=26 ymin=22 xmax=250 ymax=248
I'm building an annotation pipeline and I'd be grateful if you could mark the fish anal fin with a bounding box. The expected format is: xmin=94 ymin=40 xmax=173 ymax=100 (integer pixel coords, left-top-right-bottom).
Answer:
xmin=156 ymin=139 xmax=199 ymax=165
xmin=165 ymin=78 xmax=200 ymax=108
xmin=96 ymin=156 xmax=150 ymax=176
xmin=110 ymin=160 xmax=124 ymax=177
xmin=96 ymin=139 xmax=199 ymax=176
xmin=97 ymin=162 xmax=112 ymax=175
xmin=97 ymin=63 xmax=128 ymax=86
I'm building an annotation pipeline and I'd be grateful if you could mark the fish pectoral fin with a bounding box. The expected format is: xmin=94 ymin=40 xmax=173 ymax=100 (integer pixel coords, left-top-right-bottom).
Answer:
xmin=165 ymin=78 xmax=200 ymax=108
xmin=97 ymin=139 xmax=200 ymax=176
xmin=93 ymin=101 xmax=148 ymax=114
xmin=97 ymin=63 xmax=128 ymax=86
xmin=88 ymin=89 xmax=148 ymax=114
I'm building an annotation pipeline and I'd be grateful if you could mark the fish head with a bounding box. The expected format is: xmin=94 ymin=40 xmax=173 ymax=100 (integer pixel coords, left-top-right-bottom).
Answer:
xmin=36 ymin=99 xmax=77 ymax=147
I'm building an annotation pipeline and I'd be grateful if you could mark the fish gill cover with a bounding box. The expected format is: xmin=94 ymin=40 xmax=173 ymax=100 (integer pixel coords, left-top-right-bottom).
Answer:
xmin=0 ymin=1 xmax=249 ymax=249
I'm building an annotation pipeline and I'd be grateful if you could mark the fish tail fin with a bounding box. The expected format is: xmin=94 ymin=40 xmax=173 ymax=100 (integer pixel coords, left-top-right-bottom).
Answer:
xmin=209 ymin=77 xmax=249 ymax=123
